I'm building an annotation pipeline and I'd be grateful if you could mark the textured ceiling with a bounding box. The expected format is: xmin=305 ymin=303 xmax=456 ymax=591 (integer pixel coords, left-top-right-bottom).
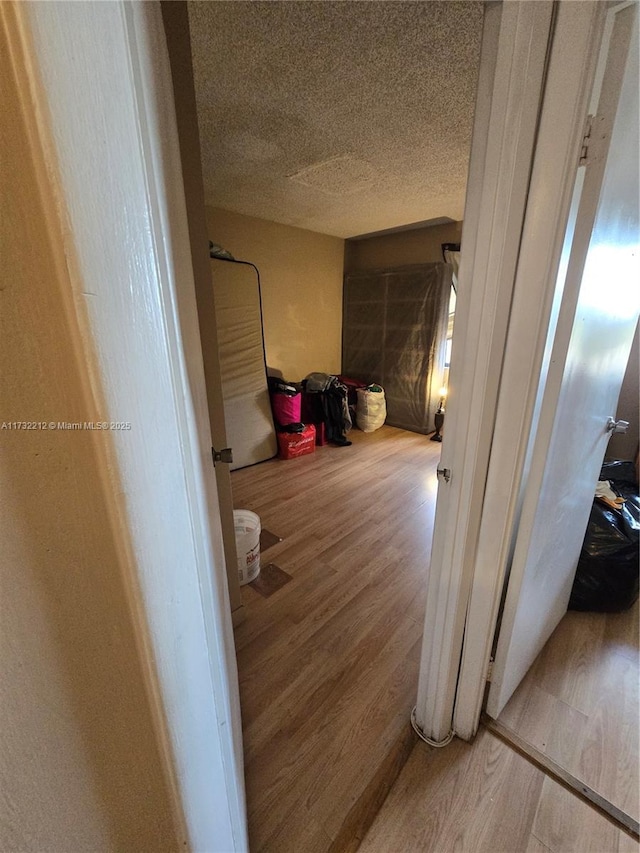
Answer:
xmin=188 ymin=1 xmax=484 ymax=239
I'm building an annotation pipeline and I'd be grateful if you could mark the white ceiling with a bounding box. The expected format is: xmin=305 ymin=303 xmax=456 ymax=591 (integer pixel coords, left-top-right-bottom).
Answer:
xmin=188 ymin=1 xmax=484 ymax=239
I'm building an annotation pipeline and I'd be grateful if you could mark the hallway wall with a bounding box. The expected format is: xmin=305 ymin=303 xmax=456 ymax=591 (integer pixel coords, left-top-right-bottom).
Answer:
xmin=1 ymin=7 xmax=178 ymax=849
xmin=2 ymin=3 xmax=248 ymax=850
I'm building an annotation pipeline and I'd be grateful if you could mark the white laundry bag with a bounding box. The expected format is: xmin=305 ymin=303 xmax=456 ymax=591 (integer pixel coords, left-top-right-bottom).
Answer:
xmin=356 ymin=385 xmax=386 ymax=432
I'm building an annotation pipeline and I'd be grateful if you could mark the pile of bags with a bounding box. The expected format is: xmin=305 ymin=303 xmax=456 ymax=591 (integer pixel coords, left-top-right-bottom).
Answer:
xmin=268 ymin=373 xmax=388 ymax=457
xmin=569 ymin=460 xmax=639 ymax=612
xmin=268 ymin=377 xmax=302 ymax=428
xmin=267 ymin=377 xmax=316 ymax=459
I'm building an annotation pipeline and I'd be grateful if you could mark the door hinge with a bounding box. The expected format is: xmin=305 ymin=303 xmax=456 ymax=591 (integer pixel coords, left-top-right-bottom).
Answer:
xmin=486 ymin=658 xmax=494 ymax=683
xmin=579 ymin=114 xmax=594 ymax=166
xmin=436 ymin=467 xmax=451 ymax=483
xmin=212 ymin=446 xmax=233 ymax=465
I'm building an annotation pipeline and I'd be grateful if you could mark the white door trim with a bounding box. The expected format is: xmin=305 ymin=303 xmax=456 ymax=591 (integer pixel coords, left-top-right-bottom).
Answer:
xmin=415 ymin=0 xmax=555 ymax=742
xmin=123 ymin=4 xmax=248 ymax=841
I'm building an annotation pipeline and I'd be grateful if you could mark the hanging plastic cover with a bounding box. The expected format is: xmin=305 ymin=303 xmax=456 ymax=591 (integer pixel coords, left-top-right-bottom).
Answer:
xmin=342 ymin=263 xmax=451 ymax=434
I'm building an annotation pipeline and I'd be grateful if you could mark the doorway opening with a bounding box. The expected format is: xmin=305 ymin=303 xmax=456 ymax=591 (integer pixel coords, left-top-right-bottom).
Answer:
xmin=180 ymin=1 xmax=484 ymax=848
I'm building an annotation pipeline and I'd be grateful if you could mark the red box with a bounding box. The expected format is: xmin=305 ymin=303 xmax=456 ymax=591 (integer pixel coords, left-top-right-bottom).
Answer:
xmin=277 ymin=424 xmax=316 ymax=459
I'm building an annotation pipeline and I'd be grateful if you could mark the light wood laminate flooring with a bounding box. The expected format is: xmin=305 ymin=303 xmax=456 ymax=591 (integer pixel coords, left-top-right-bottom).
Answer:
xmin=499 ymin=601 xmax=639 ymax=823
xmin=232 ymin=425 xmax=441 ymax=851
xmin=360 ymin=728 xmax=639 ymax=853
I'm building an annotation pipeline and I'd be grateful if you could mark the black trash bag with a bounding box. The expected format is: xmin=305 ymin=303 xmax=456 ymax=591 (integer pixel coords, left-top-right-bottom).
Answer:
xmin=267 ymin=376 xmax=301 ymax=396
xmin=569 ymin=461 xmax=639 ymax=612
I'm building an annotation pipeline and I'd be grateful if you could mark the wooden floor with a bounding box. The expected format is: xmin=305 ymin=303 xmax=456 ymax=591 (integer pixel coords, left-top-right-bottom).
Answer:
xmin=232 ymin=425 xmax=441 ymax=851
xmin=360 ymin=582 xmax=639 ymax=852
xmin=232 ymin=425 xmax=639 ymax=852
xmin=499 ymin=601 xmax=640 ymax=823
xmin=359 ymin=728 xmax=639 ymax=853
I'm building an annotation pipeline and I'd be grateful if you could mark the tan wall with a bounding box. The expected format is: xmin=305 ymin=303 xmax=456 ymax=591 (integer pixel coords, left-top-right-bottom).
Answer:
xmin=1 ymin=11 xmax=177 ymax=851
xmin=344 ymin=220 xmax=463 ymax=273
xmin=207 ymin=207 xmax=344 ymax=382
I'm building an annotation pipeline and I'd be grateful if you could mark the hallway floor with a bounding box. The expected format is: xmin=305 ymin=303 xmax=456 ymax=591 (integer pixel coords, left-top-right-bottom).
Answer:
xmin=500 ymin=601 xmax=639 ymax=823
xmin=360 ymin=586 xmax=639 ymax=851
xmin=359 ymin=727 xmax=638 ymax=852
xmin=232 ymin=425 xmax=440 ymax=851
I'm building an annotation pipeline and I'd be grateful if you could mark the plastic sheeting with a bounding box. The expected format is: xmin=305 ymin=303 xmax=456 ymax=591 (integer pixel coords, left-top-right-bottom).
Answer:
xmin=443 ymin=247 xmax=461 ymax=289
xmin=569 ymin=461 xmax=639 ymax=612
xmin=211 ymin=260 xmax=277 ymax=470
xmin=342 ymin=263 xmax=451 ymax=434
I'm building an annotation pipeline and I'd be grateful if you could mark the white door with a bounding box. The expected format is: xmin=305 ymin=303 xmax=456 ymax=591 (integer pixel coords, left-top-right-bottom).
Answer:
xmin=487 ymin=2 xmax=639 ymax=719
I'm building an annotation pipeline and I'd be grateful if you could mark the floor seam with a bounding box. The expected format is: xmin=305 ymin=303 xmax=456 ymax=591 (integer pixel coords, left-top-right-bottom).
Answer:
xmin=482 ymin=714 xmax=639 ymax=842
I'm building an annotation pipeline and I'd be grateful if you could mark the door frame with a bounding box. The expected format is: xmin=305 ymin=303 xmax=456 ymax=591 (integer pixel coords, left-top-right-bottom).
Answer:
xmin=415 ymin=0 xmax=557 ymax=743
xmin=12 ymin=2 xmax=249 ymax=848
xmin=453 ymin=0 xmax=611 ymax=738
xmin=415 ymin=0 xmax=630 ymax=743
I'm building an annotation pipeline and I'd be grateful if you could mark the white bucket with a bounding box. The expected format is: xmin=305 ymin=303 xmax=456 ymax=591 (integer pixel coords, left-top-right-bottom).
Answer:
xmin=233 ymin=509 xmax=261 ymax=585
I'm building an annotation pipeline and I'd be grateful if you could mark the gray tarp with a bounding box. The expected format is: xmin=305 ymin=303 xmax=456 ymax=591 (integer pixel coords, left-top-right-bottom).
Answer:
xmin=342 ymin=263 xmax=451 ymax=434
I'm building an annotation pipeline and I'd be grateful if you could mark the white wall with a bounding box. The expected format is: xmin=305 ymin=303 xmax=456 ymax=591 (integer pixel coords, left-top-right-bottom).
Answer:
xmin=2 ymin=3 xmax=246 ymax=850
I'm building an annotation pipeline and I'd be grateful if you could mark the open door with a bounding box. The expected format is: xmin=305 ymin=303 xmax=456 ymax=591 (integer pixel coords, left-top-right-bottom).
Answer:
xmin=487 ymin=2 xmax=639 ymax=718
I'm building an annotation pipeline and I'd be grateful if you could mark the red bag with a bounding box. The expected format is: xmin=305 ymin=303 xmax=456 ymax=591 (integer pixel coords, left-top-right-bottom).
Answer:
xmin=277 ymin=425 xmax=316 ymax=459
xmin=271 ymin=391 xmax=302 ymax=426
